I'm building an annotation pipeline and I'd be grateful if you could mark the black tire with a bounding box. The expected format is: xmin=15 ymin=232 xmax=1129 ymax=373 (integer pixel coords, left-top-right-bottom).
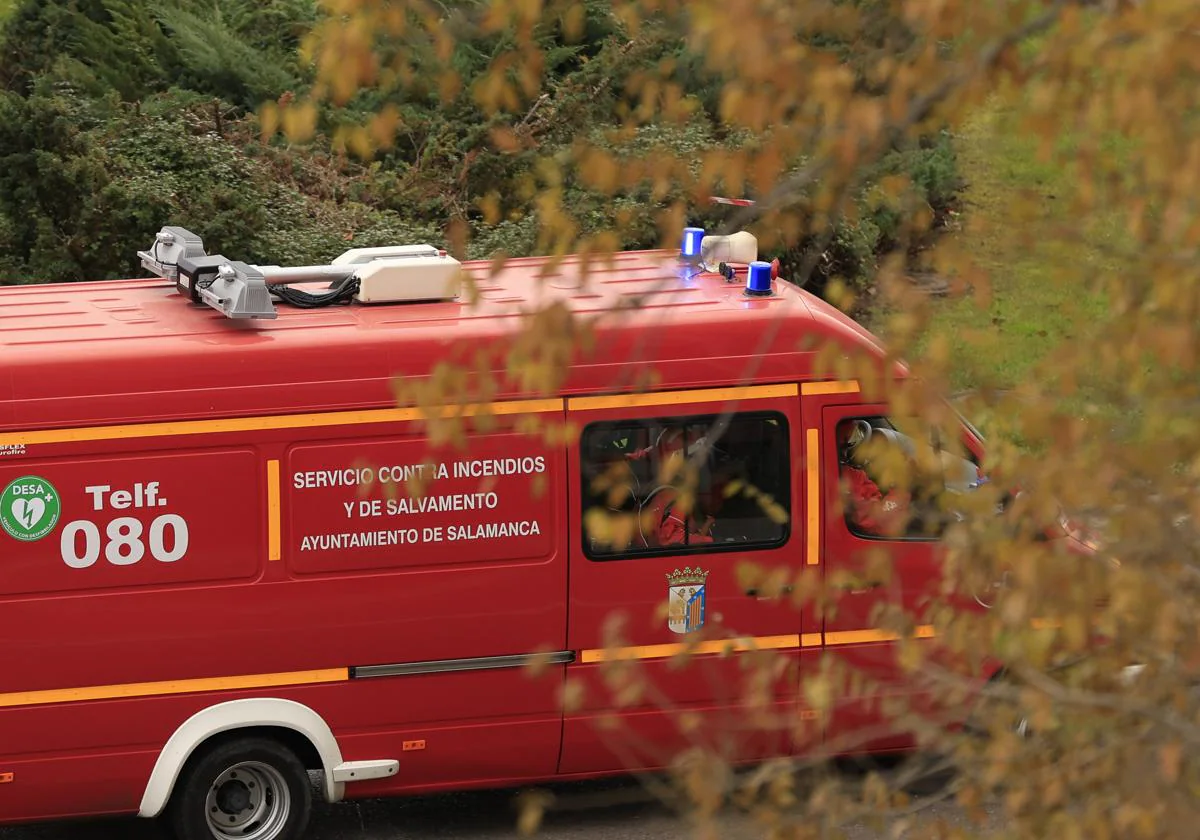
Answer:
xmin=165 ymin=735 xmax=312 ymax=840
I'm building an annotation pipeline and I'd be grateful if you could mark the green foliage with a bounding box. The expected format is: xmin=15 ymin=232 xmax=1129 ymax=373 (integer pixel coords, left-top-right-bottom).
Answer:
xmin=0 ymin=0 xmax=963 ymax=288
xmin=153 ymin=2 xmax=306 ymax=109
xmin=765 ymin=131 xmax=962 ymax=308
xmin=0 ymin=0 xmax=306 ymax=104
xmin=0 ymin=81 xmax=446 ymax=283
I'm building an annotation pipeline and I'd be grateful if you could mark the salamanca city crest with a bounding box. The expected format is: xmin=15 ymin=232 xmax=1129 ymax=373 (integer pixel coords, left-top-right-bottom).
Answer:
xmin=666 ymin=567 xmax=709 ymax=634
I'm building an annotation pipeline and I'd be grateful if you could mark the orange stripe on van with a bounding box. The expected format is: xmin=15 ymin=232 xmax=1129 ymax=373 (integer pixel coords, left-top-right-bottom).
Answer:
xmin=823 ymin=626 xmax=936 ymax=646
xmin=805 ymin=427 xmax=820 ymax=565
xmin=801 ymin=381 xmax=860 ymax=396
xmin=579 ymin=634 xmax=799 ymax=664
xmin=824 ymin=629 xmax=897 ymax=645
xmin=579 ymin=626 xmax=938 ymax=663
xmin=566 ymin=384 xmax=797 ymax=412
xmin=0 ymin=668 xmax=349 ymax=709
xmin=0 ymin=399 xmax=563 ymax=446
xmin=266 ymin=459 xmax=282 ymax=561
xmin=0 ymin=626 xmax=945 ymax=709
xmin=5 ymin=382 xmax=806 ymax=446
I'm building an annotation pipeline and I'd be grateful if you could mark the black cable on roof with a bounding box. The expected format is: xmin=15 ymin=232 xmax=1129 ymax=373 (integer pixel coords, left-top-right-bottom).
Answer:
xmin=269 ymin=275 xmax=360 ymax=309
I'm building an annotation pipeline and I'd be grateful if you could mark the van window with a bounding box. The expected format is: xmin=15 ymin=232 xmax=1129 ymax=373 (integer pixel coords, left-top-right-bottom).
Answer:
xmin=835 ymin=415 xmax=983 ymax=541
xmin=580 ymin=412 xmax=790 ymax=559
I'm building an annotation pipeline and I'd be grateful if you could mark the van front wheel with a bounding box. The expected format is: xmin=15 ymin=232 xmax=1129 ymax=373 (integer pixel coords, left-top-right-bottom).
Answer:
xmin=166 ymin=736 xmax=312 ymax=840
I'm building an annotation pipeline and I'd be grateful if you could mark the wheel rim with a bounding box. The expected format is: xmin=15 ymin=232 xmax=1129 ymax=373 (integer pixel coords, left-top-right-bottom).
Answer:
xmin=204 ymin=761 xmax=291 ymax=840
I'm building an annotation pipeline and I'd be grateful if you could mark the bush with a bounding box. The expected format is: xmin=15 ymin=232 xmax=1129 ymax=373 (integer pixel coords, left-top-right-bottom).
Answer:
xmin=763 ymin=131 xmax=962 ymax=311
xmin=0 ymin=0 xmax=964 ymax=291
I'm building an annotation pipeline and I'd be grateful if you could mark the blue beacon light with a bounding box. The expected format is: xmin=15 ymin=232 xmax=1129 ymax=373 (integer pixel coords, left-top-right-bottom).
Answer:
xmin=745 ymin=260 xmax=773 ymax=296
xmin=681 ymin=227 xmax=705 ymax=260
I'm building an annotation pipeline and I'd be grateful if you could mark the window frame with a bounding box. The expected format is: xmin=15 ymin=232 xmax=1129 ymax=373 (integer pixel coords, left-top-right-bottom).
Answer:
xmin=579 ymin=409 xmax=793 ymax=562
xmin=834 ymin=413 xmax=973 ymax=544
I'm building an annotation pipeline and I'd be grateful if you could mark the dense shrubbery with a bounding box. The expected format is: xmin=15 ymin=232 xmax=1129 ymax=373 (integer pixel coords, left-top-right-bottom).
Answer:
xmin=0 ymin=0 xmax=961 ymax=296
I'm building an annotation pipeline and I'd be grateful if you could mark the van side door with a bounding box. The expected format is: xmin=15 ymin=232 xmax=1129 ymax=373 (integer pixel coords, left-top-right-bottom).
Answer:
xmin=558 ymin=387 xmax=811 ymax=775
xmin=804 ymin=386 xmax=961 ymax=755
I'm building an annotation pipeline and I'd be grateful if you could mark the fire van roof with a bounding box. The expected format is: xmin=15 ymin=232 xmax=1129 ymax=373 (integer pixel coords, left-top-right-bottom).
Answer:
xmin=0 ymin=249 xmax=898 ymax=432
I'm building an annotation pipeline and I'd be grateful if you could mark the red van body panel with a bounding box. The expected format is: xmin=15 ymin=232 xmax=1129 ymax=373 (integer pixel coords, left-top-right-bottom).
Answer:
xmin=0 ymin=248 xmax=998 ymax=828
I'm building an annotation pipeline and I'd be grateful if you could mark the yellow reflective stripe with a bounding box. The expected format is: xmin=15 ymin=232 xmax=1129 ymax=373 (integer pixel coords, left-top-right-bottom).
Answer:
xmin=824 ymin=629 xmax=896 ymax=645
xmin=4 ymin=381 xmax=857 ymax=445
xmin=0 ymin=668 xmax=349 ymax=710
xmin=822 ymin=626 xmax=936 ymax=645
xmin=567 ymin=384 xmax=797 ymax=412
xmin=0 ymin=624 xmax=947 ymax=708
xmin=579 ymin=634 xmax=799 ymax=664
xmin=5 ymin=381 xmax=814 ymax=445
xmin=800 ymin=381 xmax=860 ymax=396
xmin=578 ymin=626 xmax=938 ymax=663
xmin=0 ymin=398 xmax=564 ymax=447
xmin=266 ymin=459 xmax=282 ymax=561
xmin=806 ymin=427 xmax=821 ymax=565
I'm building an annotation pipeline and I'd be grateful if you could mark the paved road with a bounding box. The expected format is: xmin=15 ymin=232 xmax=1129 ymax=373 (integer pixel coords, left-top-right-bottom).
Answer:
xmin=0 ymin=772 xmax=999 ymax=840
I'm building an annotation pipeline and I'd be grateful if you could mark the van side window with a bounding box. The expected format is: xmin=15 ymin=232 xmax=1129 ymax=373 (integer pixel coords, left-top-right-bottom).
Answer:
xmin=580 ymin=412 xmax=790 ymax=559
xmin=835 ymin=416 xmax=983 ymax=541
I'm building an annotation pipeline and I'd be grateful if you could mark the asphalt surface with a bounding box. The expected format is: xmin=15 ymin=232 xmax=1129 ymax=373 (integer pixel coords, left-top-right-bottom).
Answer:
xmin=0 ymin=772 xmax=1000 ymax=840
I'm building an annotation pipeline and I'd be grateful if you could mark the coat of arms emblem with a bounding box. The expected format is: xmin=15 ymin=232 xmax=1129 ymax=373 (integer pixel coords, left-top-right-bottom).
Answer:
xmin=666 ymin=567 xmax=709 ymax=634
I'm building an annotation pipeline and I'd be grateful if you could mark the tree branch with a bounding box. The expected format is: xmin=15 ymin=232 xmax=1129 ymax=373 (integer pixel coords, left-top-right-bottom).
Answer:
xmin=714 ymin=0 xmax=1070 ymax=237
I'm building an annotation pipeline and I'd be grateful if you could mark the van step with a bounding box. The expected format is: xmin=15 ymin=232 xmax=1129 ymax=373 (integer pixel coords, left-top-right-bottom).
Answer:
xmin=331 ymin=760 xmax=399 ymax=783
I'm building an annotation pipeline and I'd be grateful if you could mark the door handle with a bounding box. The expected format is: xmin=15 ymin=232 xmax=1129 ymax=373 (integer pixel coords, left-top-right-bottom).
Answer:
xmin=745 ymin=585 xmax=794 ymax=598
xmin=833 ymin=580 xmax=885 ymax=593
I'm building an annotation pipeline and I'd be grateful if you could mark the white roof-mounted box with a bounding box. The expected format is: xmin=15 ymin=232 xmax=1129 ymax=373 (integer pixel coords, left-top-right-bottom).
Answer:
xmin=352 ymin=253 xmax=462 ymax=304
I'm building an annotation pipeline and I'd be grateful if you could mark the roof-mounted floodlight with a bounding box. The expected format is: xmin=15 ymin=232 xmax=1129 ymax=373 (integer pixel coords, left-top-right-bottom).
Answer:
xmin=137 ymin=225 xmax=462 ymax=321
xmin=199 ymin=261 xmax=279 ymax=320
xmin=137 ymin=226 xmax=208 ymax=284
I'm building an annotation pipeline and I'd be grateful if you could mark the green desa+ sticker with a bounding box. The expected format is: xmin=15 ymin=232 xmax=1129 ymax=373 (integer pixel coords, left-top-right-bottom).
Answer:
xmin=0 ymin=476 xmax=62 ymax=542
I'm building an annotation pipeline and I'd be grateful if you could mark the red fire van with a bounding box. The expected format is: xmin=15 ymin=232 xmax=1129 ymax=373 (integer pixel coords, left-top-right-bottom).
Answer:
xmin=0 ymin=225 xmax=1083 ymax=839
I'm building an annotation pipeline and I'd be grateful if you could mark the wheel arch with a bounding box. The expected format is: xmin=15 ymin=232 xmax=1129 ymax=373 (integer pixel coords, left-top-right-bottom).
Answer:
xmin=138 ymin=697 xmax=346 ymax=818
